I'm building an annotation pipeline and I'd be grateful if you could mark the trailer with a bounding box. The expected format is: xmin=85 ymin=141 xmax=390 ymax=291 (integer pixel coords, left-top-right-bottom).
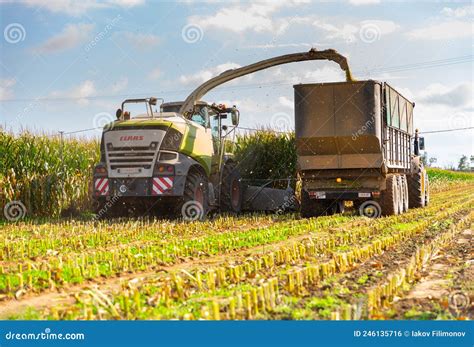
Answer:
xmin=294 ymin=80 xmax=429 ymax=217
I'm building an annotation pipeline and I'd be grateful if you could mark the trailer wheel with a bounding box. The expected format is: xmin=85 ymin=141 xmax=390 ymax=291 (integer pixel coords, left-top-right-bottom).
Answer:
xmin=408 ymin=171 xmax=425 ymax=208
xmin=380 ymin=174 xmax=399 ymax=216
xmin=336 ymin=201 xmax=345 ymax=214
xmin=300 ymin=190 xmax=331 ymax=218
xmin=220 ymin=162 xmax=243 ymax=213
xmin=181 ymin=170 xmax=209 ymax=221
xmin=424 ymin=172 xmax=430 ymax=206
xmin=400 ymin=175 xmax=409 ymax=212
xmin=395 ymin=175 xmax=407 ymax=214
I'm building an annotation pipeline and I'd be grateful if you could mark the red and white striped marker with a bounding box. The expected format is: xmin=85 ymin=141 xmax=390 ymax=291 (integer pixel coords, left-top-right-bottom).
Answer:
xmin=152 ymin=177 xmax=174 ymax=195
xmin=94 ymin=178 xmax=109 ymax=196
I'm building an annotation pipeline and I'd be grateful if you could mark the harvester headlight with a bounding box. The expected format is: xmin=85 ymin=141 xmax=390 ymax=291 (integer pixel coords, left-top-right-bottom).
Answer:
xmin=160 ymin=128 xmax=183 ymax=151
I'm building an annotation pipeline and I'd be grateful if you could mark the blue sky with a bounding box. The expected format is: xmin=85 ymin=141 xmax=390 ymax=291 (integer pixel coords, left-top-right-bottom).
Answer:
xmin=0 ymin=0 xmax=472 ymax=167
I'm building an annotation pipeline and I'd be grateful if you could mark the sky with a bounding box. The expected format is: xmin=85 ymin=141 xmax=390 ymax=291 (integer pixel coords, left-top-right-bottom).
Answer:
xmin=0 ymin=0 xmax=472 ymax=168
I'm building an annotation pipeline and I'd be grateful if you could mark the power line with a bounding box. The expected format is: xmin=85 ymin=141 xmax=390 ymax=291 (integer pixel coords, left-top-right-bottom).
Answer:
xmin=419 ymin=126 xmax=473 ymax=134
xmin=53 ymin=125 xmax=473 ymax=137
xmin=1 ymin=55 xmax=472 ymax=103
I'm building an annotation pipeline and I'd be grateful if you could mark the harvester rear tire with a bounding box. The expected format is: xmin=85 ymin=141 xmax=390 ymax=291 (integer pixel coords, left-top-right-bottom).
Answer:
xmin=380 ymin=174 xmax=399 ymax=216
xmin=408 ymin=171 xmax=425 ymax=208
xmin=220 ymin=162 xmax=243 ymax=213
xmin=181 ymin=170 xmax=209 ymax=221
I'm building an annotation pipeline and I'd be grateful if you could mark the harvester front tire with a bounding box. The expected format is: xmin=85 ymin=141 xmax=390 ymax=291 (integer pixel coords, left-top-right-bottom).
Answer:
xmin=408 ymin=171 xmax=425 ymax=208
xmin=182 ymin=170 xmax=209 ymax=221
xmin=220 ymin=162 xmax=243 ymax=213
xmin=380 ymin=174 xmax=399 ymax=216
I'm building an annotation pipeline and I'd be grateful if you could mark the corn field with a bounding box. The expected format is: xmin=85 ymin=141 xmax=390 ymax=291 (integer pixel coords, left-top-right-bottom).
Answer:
xmin=0 ymin=131 xmax=473 ymax=321
xmin=0 ymin=132 xmax=99 ymax=218
xmin=0 ymin=176 xmax=472 ymax=320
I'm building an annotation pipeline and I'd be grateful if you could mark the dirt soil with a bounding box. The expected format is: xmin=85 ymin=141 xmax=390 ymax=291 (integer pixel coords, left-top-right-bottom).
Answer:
xmin=387 ymin=226 xmax=473 ymax=319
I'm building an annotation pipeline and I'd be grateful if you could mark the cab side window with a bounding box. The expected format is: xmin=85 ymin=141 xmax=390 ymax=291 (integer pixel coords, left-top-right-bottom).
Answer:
xmin=190 ymin=107 xmax=209 ymax=127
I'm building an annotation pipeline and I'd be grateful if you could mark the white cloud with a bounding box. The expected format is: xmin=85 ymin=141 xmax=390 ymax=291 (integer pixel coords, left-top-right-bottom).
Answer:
xmin=119 ymin=32 xmax=161 ymax=50
xmin=50 ymin=80 xmax=96 ymax=106
xmin=0 ymin=78 xmax=16 ymax=101
xmin=417 ymin=83 xmax=473 ymax=107
xmin=187 ymin=1 xmax=308 ymax=34
xmin=149 ymin=68 xmax=162 ymax=80
xmin=313 ymin=19 xmax=399 ymax=43
xmin=34 ymin=23 xmax=95 ymax=54
xmin=74 ymin=80 xmax=96 ymax=105
xmin=109 ymin=0 xmax=145 ymax=8
xmin=244 ymin=42 xmax=319 ymax=49
xmin=303 ymin=66 xmax=346 ymax=82
xmin=179 ymin=62 xmax=241 ymax=85
xmin=111 ymin=77 xmax=128 ymax=93
xmin=278 ymin=96 xmax=293 ymax=109
xmin=406 ymin=20 xmax=472 ymax=40
xmin=441 ymin=5 xmax=473 ymax=18
xmin=21 ymin=0 xmax=144 ymax=16
xmin=348 ymin=0 xmax=380 ymax=5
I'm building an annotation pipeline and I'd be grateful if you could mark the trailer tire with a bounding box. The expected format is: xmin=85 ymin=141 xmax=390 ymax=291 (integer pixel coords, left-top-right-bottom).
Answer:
xmin=181 ymin=169 xmax=209 ymax=221
xmin=336 ymin=200 xmax=345 ymax=214
xmin=395 ymin=175 xmax=406 ymax=214
xmin=424 ymin=172 xmax=430 ymax=206
xmin=408 ymin=171 xmax=425 ymax=208
xmin=400 ymin=175 xmax=409 ymax=212
xmin=220 ymin=162 xmax=243 ymax=213
xmin=300 ymin=190 xmax=331 ymax=218
xmin=380 ymin=174 xmax=399 ymax=216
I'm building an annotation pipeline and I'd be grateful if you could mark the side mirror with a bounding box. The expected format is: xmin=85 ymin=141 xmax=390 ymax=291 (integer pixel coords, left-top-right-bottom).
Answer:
xmin=419 ymin=137 xmax=425 ymax=151
xmin=149 ymin=97 xmax=157 ymax=106
xmin=116 ymin=108 xmax=122 ymax=120
xmin=231 ymin=107 xmax=240 ymax=126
